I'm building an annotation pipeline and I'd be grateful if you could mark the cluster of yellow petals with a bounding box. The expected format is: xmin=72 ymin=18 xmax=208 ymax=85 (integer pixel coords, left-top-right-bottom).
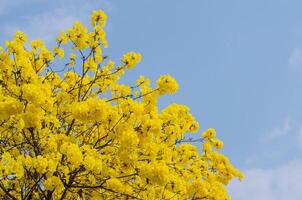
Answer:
xmin=0 ymin=9 xmax=242 ymax=200
xmin=156 ymin=74 xmax=179 ymax=95
xmin=122 ymin=52 xmax=142 ymax=69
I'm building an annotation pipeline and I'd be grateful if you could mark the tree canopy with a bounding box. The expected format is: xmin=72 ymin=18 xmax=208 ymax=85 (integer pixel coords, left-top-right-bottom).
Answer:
xmin=0 ymin=9 xmax=242 ymax=200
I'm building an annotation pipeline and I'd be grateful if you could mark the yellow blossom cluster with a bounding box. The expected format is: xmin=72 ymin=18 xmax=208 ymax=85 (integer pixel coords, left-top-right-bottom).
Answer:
xmin=0 ymin=9 xmax=242 ymax=200
xmin=156 ymin=74 xmax=179 ymax=95
xmin=122 ymin=52 xmax=142 ymax=69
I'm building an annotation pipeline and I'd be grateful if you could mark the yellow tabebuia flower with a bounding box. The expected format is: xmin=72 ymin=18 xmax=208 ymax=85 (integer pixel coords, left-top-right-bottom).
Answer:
xmin=53 ymin=47 xmax=64 ymax=59
xmin=156 ymin=74 xmax=179 ymax=95
xmin=122 ymin=51 xmax=142 ymax=69
xmin=202 ymin=127 xmax=216 ymax=139
xmin=91 ymin=10 xmax=107 ymax=28
xmin=0 ymin=8 xmax=242 ymax=200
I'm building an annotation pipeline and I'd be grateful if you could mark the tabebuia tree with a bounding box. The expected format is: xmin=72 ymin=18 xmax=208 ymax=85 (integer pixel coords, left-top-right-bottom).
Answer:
xmin=0 ymin=9 xmax=242 ymax=200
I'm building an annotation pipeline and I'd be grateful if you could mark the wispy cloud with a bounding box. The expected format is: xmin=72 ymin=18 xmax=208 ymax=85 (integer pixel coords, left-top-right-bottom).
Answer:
xmin=3 ymin=8 xmax=75 ymax=45
xmin=262 ymin=117 xmax=291 ymax=142
xmin=261 ymin=116 xmax=302 ymax=147
xmin=235 ymin=115 xmax=302 ymax=199
xmin=0 ymin=0 xmax=46 ymax=15
xmin=228 ymin=160 xmax=302 ymax=200
xmin=295 ymin=126 xmax=302 ymax=147
xmin=289 ymin=48 xmax=302 ymax=74
xmin=0 ymin=0 xmax=25 ymax=15
xmin=1 ymin=0 xmax=114 ymax=46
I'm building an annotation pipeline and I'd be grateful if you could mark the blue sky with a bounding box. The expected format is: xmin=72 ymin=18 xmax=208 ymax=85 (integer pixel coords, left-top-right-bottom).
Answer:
xmin=1 ymin=0 xmax=302 ymax=199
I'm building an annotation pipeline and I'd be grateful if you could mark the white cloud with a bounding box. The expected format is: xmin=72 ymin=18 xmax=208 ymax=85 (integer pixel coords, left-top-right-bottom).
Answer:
xmin=0 ymin=0 xmax=45 ymax=15
xmin=0 ymin=0 xmax=24 ymax=14
xmin=289 ymin=48 xmax=302 ymax=72
xmin=3 ymin=8 xmax=75 ymax=45
xmin=261 ymin=116 xmax=302 ymax=147
xmin=244 ymin=154 xmax=260 ymax=166
xmin=228 ymin=160 xmax=302 ymax=200
xmin=235 ymin=116 xmax=302 ymax=200
xmin=2 ymin=0 xmax=114 ymax=46
xmin=296 ymin=126 xmax=302 ymax=147
xmin=262 ymin=117 xmax=291 ymax=142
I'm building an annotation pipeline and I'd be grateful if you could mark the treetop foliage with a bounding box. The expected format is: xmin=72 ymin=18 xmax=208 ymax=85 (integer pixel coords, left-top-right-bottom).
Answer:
xmin=0 ymin=8 xmax=243 ymax=200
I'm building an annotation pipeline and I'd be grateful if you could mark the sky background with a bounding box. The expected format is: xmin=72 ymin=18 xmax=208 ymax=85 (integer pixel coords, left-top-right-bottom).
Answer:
xmin=1 ymin=0 xmax=302 ymax=199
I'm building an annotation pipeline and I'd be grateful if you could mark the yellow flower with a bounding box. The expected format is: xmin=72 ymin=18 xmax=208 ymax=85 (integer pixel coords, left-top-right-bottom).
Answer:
xmin=0 ymin=8 xmax=242 ymax=200
xmin=53 ymin=47 xmax=64 ymax=59
xmin=91 ymin=10 xmax=107 ymax=27
xmin=84 ymin=57 xmax=98 ymax=71
xmin=202 ymin=128 xmax=216 ymax=139
xmin=69 ymin=52 xmax=76 ymax=66
xmin=30 ymin=39 xmax=44 ymax=50
xmin=156 ymin=74 xmax=178 ymax=95
xmin=13 ymin=31 xmax=27 ymax=45
xmin=122 ymin=52 xmax=142 ymax=69
xmin=210 ymin=138 xmax=224 ymax=150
